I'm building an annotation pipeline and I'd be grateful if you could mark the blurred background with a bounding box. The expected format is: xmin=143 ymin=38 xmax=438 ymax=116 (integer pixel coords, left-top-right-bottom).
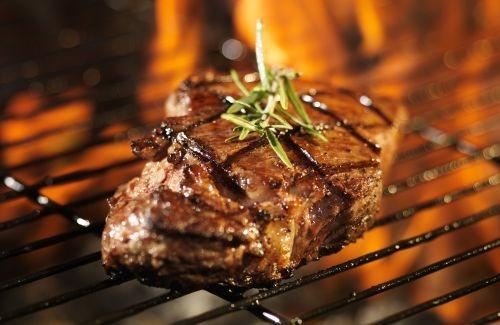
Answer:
xmin=0 ymin=0 xmax=499 ymax=324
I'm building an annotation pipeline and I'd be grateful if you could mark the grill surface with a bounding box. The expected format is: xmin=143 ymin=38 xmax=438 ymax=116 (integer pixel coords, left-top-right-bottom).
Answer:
xmin=0 ymin=2 xmax=499 ymax=324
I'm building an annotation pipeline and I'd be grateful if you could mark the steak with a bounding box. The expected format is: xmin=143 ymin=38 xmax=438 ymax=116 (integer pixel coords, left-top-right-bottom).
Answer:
xmin=101 ymin=72 xmax=407 ymax=287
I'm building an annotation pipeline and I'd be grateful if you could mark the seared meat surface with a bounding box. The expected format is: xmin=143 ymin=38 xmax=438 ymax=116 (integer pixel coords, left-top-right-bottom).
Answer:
xmin=101 ymin=73 xmax=407 ymax=287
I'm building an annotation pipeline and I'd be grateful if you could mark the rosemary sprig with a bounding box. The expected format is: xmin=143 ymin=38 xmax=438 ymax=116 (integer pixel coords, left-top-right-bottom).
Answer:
xmin=222 ymin=19 xmax=327 ymax=168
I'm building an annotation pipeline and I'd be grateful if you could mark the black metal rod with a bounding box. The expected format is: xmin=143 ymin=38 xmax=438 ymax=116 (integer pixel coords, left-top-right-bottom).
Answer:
xmin=0 ymin=275 xmax=132 ymax=323
xmin=369 ymin=274 xmax=500 ymax=325
xmin=0 ymin=158 xmax=140 ymax=204
xmin=405 ymin=66 xmax=500 ymax=108
xmin=207 ymin=286 xmax=292 ymax=324
xmin=0 ymin=41 xmax=147 ymax=98
xmin=469 ymin=310 xmax=500 ymax=325
xmin=66 ymin=190 xmax=116 ymax=208
xmin=0 ymin=224 xmax=102 ymax=260
xmin=395 ymin=140 xmax=448 ymax=162
xmin=0 ymin=5 xmax=145 ymax=71
xmin=35 ymin=158 xmax=141 ymax=188
xmin=0 ymin=188 xmax=116 ymax=234
xmin=383 ymin=144 xmax=498 ymax=195
xmin=0 ymin=209 xmax=51 ymax=231
xmin=1 ymin=174 xmax=95 ymax=229
xmin=0 ymin=252 xmax=101 ymax=292
xmin=88 ymin=290 xmax=186 ymax=325
xmin=374 ymin=174 xmax=499 ymax=227
xmin=4 ymin=135 xmax=124 ymax=172
xmin=397 ymin=116 xmax=500 ymax=162
xmin=294 ymin=241 xmax=499 ymax=323
xmin=0 ymin=190 xmax=20 ymax=203
xmin=172 ymin=205 xmax=499 ymax=325
xmin=0 ymin=73 xmax=166 ymax=123
xmin=405 ymin=89 xmax=500 ymax=134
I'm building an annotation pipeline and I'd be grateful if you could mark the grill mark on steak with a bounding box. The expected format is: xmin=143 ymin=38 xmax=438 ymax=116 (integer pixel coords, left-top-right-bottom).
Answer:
xmin=301 ymin=94 xmax=382 ymax=154
xmin=224 ymin=124 xmax=380 ymax=174
xmin=173 ymin=132 xmax=284 ymax=246
xmin=132 ymin=91 xmax=229 ymax=161
xmin=283 ymin=136 xmax=352 ymax=206
xmin=223 ymin=137 xmax=268 ymax=166
xmin=175 ymin=132 xmax=248 ymax=201
xmin=334 ymin=88 xmax=394 ymax=126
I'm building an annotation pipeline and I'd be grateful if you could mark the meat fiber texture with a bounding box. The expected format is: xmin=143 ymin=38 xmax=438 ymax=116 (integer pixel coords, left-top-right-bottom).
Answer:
xmin=101 ymin=73 xmax=407 ymax=287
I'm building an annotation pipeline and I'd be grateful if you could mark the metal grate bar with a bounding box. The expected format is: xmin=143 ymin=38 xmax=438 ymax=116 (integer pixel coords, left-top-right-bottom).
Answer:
xmin=396 ymin=139 xmax=453 ymax=162
xmin=0 ymin=209 xmax=51 ymax=231
xmin=401 ymin=126 xmax=500 ymax=169
xmin=2 ymin=116 xmax=156 ymax=173
xmin=1 ymin=47 xmax=145 ymax=97
xmin=404 ymin=86 xmax=500 ymax=134
xmin=0 ymin=252 xmax=101 ymax=292
xmin=88 ymin=289 xmax=187 ymax=325
xmin=470 ymin=311 xmax=500 ymax=325
xmin=2 ymin=175 xmax=93 ymax=227
xmin=292 ymin=239 xmax=499 ymax=323
xmin=369 ymin=274 xmax=500 ymax=325
xmin=244 ymin=305 xmax=289 ymax=324
xmin=0 ymin=8 xmax=146 ymax=71
xmin=207 ymin=286 xmax=291 ymax=324
xmin=0 ymin=190 xmax=19 ymax=202
xmin=405 ymin=68 xmax=500 ymax=109
xmin=397 ymin=120 xmax=500 ymax=163
xmin=0 ymin=82 xmax=164 ymax=123
xmin=1 ymin=68 xmax=174 ymax=123
xmin=375 ymin=174 xmax=499 ymax=227
xmin=66 ymin=191 xmax=116 ymax=209
xmin=173 ymin=205 xmax=499 ymax=325
xmin=0 ymin=275 xmax=133 ymax=323
xmin=1 ymin=188 xmax=117 ymax=231
xmin=0 ymin=158 xmax=140 ymax=204
xmin=4 ymin=136 xmax=127 ymax=172
xmin=0 ymin=224 xmax=102 ymax=260
xmin=89 ymin=285 xmax=288 ymax=325
xmin=35 ymin=158 xmax=141 ymax=188
xmin=384 ymin=144 xmax=499 ymax=195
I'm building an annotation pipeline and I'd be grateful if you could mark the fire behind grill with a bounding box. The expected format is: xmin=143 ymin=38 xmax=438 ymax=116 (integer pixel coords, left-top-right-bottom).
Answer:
xmin=1 ymin=1 xmax=499 ymax=324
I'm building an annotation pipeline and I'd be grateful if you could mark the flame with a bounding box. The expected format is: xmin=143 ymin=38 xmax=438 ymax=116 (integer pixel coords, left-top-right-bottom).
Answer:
xmin=137 ymin=0 xmax=203 ymax=111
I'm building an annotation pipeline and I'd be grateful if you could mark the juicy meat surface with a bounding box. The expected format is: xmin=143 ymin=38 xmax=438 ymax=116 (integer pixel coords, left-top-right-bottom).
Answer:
xmin=101 ymin=73 xmax=407 ymax=287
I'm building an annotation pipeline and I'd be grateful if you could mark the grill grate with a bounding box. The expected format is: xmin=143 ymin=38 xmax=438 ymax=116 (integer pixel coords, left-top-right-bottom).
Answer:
xmin=1 ymin=5 xmax=499 ymax=325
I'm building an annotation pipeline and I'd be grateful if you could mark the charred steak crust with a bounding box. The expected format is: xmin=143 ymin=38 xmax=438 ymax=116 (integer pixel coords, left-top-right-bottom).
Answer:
xmin=101 ymin=74 xmax=407 ymax=287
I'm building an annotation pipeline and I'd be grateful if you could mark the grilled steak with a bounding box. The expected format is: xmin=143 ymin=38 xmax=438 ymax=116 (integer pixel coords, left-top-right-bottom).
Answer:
xmin=101 ymin=73 xmax=407 ymax=287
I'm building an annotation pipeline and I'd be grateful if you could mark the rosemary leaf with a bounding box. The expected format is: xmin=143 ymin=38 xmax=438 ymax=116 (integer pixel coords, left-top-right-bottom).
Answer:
xmin=234 ymin=100 xmax=254 ymax=109
xmin=304 ymin=127 xmax=328 ymax=142
xmin=227 ymin=91 xmax=264 ymax=113
xmin=239 ymin=128 xmax=250 ymax=140
xmin=278 ymin=77 xmax=288 ymax=109
xmin=221 ymin=114 xmax=259 ymax=131
xmin=264 ymin=95 xmax=277 ymax=114
xmin=230 ymin=69 xmax=250 ymax=96
xmin=225 ymin=135 xmax=240 ymax=143
xmin=271 ymin=124 xmax=294 ymax=129
xmin=265 ymin=129 xmax=292 ymax=168
xmin=269 ymin=112 xmax=293 ymax=129
xmin=256 ymin=19 xmax=269 ymax=91
xmin=276 ymin=106 xmax=306 ymax=127
xmin=284 ymin=77 xmax=312 ymax=125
